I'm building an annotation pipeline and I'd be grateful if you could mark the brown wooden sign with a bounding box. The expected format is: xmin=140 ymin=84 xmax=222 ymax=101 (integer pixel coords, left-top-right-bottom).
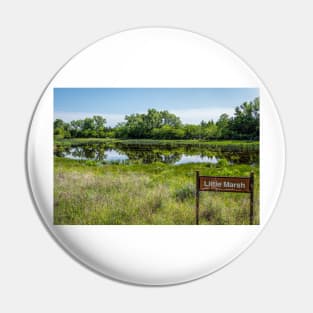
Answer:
xmin=195 ymin=171 xmax=254 ymax=225
xmin=199 ymin=176 xmax=251 ymax=193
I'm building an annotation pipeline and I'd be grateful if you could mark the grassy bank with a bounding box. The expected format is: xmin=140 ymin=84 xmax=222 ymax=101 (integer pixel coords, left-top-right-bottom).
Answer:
xmin=56 ymin=138 xmax=259 ymax=145
xmin=54 ymin=157 xmax=259 ymax=225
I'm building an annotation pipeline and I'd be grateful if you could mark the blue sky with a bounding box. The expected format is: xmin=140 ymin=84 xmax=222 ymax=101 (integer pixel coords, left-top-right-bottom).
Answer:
xmin=54 ymin=88 xmax=259 ymax=126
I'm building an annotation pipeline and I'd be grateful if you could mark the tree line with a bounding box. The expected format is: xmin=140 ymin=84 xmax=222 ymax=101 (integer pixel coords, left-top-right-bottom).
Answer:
xmin=54 ymin=97 xmax=259 ymax=140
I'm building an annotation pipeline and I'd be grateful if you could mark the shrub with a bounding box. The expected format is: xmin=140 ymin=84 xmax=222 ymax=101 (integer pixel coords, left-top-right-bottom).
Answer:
xmin=175 ymin=184 xmax=195 ymax=201
xmin=217 ymin=158 xmax=228 ymax=167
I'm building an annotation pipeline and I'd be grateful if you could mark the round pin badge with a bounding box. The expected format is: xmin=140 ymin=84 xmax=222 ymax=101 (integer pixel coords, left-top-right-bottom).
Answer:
xmin=27 ymin=28 xmax=285 ymax=285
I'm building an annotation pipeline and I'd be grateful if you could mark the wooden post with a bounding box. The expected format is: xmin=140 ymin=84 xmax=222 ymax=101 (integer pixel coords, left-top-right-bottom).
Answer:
xmin=196 ymin=171 xmax=200 ymax=225
xmin=249 ymin=172 xmax=254 ymax=225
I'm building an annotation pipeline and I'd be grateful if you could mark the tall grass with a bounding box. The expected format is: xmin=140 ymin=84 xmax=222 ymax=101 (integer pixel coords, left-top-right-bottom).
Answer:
xmin=54 ymin=157 xmax=259 ymax=225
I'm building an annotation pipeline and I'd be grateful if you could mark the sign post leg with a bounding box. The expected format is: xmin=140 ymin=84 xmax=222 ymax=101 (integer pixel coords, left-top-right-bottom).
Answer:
xmin=249 ymin=172 xmax=254 ymax=225
xmin=196 ymin=171 xmax=200 ymax=225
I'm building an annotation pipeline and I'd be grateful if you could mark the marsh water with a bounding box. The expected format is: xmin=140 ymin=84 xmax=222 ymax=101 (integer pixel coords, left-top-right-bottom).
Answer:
xmin=55 ymin=142 xmax=259 ymax=165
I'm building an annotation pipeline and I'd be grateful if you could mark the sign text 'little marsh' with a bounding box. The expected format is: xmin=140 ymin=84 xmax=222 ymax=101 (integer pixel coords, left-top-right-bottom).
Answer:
xmin=199 ymin=176 xmax=251 ymax=193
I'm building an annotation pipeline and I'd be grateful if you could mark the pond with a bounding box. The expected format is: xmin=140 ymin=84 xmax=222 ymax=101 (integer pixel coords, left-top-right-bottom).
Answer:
xmin=54 ymin=142 xmax=259 ymax=165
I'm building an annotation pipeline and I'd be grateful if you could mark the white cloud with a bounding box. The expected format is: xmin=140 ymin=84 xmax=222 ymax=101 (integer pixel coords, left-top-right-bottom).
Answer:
xmin=171 ymin=107 xmax=234 ymax=124
xmin=54 ymin=107 xmax=235 ymax=127
xmin=54 ymin=112 xmax=125 ymax=127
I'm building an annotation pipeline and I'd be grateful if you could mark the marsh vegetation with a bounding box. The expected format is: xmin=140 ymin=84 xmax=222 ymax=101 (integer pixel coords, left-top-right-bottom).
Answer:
xmin=54 ymin=98 xmax=260 ymax=225
xmin=54 ymin=139 xmax=259 ymax=225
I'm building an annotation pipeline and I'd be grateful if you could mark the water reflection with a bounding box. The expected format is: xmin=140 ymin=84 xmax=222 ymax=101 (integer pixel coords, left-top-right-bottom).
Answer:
xmin=175 ymin=155 xmax=218 ymax=165
xmin=54 ymin=142 xmax=259 ymax=165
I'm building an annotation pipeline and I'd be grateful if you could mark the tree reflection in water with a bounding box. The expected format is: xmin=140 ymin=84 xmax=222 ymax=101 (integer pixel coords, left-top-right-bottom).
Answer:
xmin=54 ymin=142 xmax=259 ymax=165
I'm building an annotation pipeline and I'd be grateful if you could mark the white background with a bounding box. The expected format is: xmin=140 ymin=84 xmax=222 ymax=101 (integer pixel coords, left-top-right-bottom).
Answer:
xmin=0 ymin=0 xmax=311 ymax=312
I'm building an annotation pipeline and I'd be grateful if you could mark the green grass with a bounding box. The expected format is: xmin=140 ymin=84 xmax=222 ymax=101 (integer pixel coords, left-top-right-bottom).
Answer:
xmin=54 ymin=157 xmax=259 ymax=225
xmin=56 ymin=138 xmax=259 ymax=148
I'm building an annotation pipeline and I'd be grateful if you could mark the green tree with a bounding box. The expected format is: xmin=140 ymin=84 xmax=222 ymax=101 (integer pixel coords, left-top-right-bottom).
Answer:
xmin=229 ymin=97 xmax=259 ymax=140
xmin=93 ymin=115 xmax=107 ymax=137
xmin=183 ymin=124 xmax=201 ymax=139
xmin=54 ymin=100 xmax=259 ymax=141
xmin=54 ymin=119 xmax=71 ymax=139
xmin=160 ymin=110 xmax=182 ymax=128
xmin=216 ymin=113 xmax=230 ymax=139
